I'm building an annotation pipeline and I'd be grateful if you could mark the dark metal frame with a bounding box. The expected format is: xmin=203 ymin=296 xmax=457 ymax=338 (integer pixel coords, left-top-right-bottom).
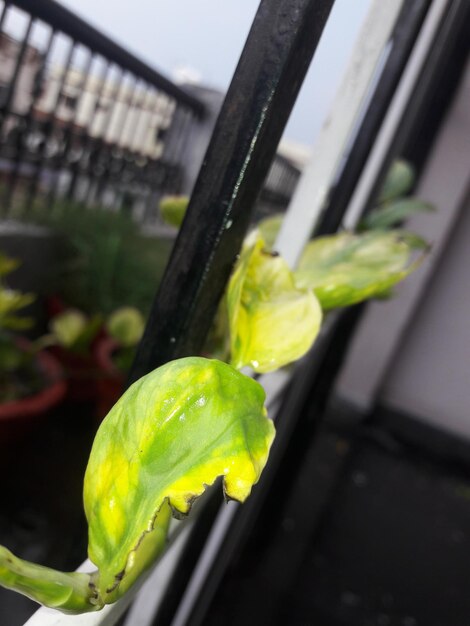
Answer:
xmin=128 ymin=0 xmax=335 ymax=381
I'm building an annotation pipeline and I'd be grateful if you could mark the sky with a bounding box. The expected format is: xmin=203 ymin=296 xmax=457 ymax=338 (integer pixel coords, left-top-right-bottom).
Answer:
xmin=27 ymin=0 xmax=372 ymax=145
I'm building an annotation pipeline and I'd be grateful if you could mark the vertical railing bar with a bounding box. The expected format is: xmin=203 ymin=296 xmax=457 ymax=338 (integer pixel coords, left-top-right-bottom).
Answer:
xmin=129 ymin=0 xmax=335 ymax=384
xmin=3 ymin=26 xmax=56 ymax=214
xmin=121 ymin=80 xmax=146 ymax=154
xmin=66 ymin=59 xmax=111 ymax=201
xmin=84 ymin=67 xmax=125 ymax=206
xmin=101 ymin=76 xmax=142 ymax=210
xmin=165 ymin=106 xmax=187 ymax=165
xmin=172 ymin=108 xmax=193 ymax=174
xmin=26 ymin=38 xmax=75 ymax=207
xmin=128 ymin=85 xmax=153 ymax=155
xmin=158 ymin=96 xmax=177 ymax=170
xmin=47 ymin=47 xmax=94 ymax=206
xmin=92 ymin=71 xmax=129 ymax=206
xmin=0 ymin=13 xmax=35 ymax=140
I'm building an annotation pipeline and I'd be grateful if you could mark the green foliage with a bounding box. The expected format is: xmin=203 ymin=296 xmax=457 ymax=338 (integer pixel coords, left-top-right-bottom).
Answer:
xmin=31 ymin=202 xmax=172 ymax=315
xmin=0 ymin=252 xmax=34 ymax=331
xmin=159 ymin=195 xmax=189 ymax=228
xmin=0 ymin=252 xmax=38 ymax=402
xmin=0 ymin=158 xmax=433 ymax=614
xmin=360 ymin=159 xmax=433 ymax=231
xmin=294 ymin=230 xmax=428 ymax=310
xmin=360 ymin=198 xmax=435 ymax=231
xmin=227 ymin=231 xmax=322 ymax=372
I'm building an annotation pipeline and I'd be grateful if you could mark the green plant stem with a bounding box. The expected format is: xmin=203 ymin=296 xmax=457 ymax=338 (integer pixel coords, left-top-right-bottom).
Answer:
xmin=0 ymin=545 xmax=103 ymax=613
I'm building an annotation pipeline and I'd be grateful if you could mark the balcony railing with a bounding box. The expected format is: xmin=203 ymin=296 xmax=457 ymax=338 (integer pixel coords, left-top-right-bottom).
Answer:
xmin=0 ymin=0 xmax=205 ymax=220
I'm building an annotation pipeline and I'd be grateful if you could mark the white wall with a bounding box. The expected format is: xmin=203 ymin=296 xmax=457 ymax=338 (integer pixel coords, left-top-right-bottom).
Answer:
xmin=335 ymin=60 xmax=470 ymax=438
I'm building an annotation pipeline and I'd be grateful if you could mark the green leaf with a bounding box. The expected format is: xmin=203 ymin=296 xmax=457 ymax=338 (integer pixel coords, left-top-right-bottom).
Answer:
xmin=378 ymin=159 xmax=415 ymax=203
xmin=159 ymin=195 xmax=189 ymax=228
xmin=294 ymin=230 xmax=428 ymax=310
xmin=107 ymin=307 xmax=145 ymax=347
xmin=360 ymin=198 xmax=435 ymax=231
xmin=227 ymin=231 xmax=322 ymax=373
xmin=84 ymin=357 xmax=274 ymax=603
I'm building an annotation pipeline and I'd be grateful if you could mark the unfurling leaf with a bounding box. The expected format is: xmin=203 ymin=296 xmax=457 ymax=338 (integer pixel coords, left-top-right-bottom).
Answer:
xmin=378 ymin=159 xmax=415 ymax=204
xmin=84 ymin=357 xmax=274 ymax=603
xmin=359 ymin=198 xmax=435 ymax=231
xmin=227 ymin=231 xmax=322 ymax=373
xmin=294 ymin=230 xmax=428 ymax=310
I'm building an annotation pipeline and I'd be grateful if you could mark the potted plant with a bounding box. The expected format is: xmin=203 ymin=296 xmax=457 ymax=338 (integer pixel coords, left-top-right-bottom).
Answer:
xmin=0 ymin=252 xmax=66 ymax=442
xmin=94 ymin=306 xmax=145 ymax=418
xmin=46 ymin=309 xmax=103 ymax=404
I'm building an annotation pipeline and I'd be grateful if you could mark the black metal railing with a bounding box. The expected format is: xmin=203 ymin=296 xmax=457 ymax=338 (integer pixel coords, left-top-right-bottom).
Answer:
xmin=0 ymin=0 xmax=205 ymax=220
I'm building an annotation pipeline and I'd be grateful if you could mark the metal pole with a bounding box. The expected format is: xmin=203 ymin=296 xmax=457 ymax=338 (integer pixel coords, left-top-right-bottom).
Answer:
xmin=129 ymin=0 xmax=335 ymax=383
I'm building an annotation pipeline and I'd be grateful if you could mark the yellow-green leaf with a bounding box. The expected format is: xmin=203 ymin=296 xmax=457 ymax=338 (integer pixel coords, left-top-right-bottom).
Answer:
xmin=107 ymin=307 xmax=145 ymax=347
xmin=294 ymin=230 xmax=428 ymax=310
xmin=159 ymin=195 xmax=189 ymax=228
xmin=227 ymin=231 xmax=322 ymax=373
xmin=84 ymin=357 xmax=274 ymax=603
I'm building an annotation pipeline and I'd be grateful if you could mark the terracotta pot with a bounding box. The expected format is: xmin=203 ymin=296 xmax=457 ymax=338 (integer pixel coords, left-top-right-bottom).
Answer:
xmin=94 ymin=337 xmax=125 ymax=420
xmin=0 ymin=349 xmax=67 ymax=443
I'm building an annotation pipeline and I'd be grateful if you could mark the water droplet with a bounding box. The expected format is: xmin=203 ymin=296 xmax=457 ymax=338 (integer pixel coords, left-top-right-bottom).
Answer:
xmin=170 ymin=337 xmax=176 ymax=343
xmin=225 ymin=219 xmax=233 ymax=229
xmin=252 ymin=360 xmax=259 ymax=368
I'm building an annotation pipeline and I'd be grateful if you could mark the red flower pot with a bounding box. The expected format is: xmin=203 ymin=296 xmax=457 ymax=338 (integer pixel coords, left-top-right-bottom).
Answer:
xmin=0 ymin=349 xmax=67 ymax=443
